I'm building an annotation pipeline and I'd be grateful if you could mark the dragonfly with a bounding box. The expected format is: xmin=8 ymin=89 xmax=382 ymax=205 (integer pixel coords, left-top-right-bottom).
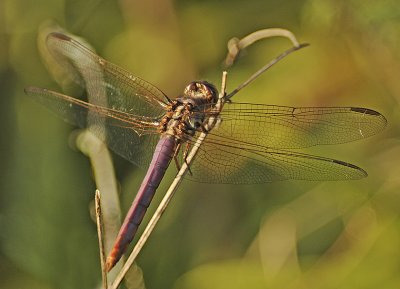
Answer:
xmin=25 ymin=32 xmax=387 ymax=271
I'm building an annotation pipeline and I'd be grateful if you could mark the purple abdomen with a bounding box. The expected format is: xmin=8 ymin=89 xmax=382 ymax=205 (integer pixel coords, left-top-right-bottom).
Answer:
xmin=106 ymin=136 xmax=176 ymax=270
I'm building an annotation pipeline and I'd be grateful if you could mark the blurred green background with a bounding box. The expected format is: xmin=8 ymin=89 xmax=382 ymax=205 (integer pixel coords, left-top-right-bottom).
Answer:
xmin=1 ymin=0 xmax=399 ymax=288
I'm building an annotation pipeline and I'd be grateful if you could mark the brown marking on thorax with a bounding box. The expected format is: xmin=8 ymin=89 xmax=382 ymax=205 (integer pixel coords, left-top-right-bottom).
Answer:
xmin=157 ymin=100 xmax=196 ymax=141
xmin=157 ymin=81 xmax=219 ymax=143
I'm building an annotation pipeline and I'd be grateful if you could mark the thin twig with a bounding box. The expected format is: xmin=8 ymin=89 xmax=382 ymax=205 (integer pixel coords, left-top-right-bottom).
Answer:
xmin=224 ymin=28 xmax=301 ymax=67
xmin=226 ymin=43 xmax=309 ymax=99
xmin=95 ymin=190 xmax=108 ymax=289
xmin=110 ymin=72 xmax=228 ymax=289
xmin=220 ymin=71 xmax=228 ymax=100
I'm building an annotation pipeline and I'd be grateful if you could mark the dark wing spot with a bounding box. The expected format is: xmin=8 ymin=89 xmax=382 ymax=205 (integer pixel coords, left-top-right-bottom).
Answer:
xmin=333 ymin=159 xmax=367 ymax=177
xmin=350 ymin=107 xmax=381 ymax=116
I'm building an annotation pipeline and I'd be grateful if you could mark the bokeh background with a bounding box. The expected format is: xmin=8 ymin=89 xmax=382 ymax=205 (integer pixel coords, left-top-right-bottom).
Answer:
xmin=1 ymin=0 xmax=399 ymax=288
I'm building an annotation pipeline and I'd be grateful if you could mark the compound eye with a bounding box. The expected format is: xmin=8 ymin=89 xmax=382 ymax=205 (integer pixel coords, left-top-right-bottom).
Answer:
xmin=184 ymin=82 xmax=197 ymax=95
xmin=192 ymin=83 xmax=199 ymax=91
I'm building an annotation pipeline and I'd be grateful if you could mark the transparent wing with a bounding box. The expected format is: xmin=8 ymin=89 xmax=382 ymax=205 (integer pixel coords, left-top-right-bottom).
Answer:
xmin=25 ymin=87 xmax=161 ymax=168
xmin=45 ymin=32 xmax=168 ymax=118
xmin=203 ymin=102 xmax=387 ymax=149
xmin=26 ymin=32 xmax=174 ymax=167
xmin=185 ymin=138 xmax=367 ymax=184
xmin=181 ymin=102 xmax=386 ymax=184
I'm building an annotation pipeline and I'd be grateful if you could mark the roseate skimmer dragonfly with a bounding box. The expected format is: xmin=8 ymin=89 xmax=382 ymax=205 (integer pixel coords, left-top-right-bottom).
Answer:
xmin=25 ymin=32 xmax=386 ymax=271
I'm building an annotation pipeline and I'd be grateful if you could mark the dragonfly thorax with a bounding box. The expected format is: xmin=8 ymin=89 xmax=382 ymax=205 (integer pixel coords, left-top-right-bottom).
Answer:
xmin=158 ymin=81 xmax=218 ymax=140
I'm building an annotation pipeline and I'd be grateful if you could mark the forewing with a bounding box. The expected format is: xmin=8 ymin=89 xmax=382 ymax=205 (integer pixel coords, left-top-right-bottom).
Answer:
xmin=208 ymin=102 xmax=387 ymax=149
xmin=45 ymin=32 xmax=168 ymax=119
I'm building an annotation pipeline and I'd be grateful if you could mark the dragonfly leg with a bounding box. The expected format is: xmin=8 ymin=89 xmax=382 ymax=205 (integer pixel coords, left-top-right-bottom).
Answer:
xmin=173 ymin=142 xmax=182 ymax=172
xmin=182 ymin=142 xmax=193 ymax=175
xmin=200 ymin=124 xmax=209 ymax=133
xmin=172 ymin=142 xmax=193 ymax=175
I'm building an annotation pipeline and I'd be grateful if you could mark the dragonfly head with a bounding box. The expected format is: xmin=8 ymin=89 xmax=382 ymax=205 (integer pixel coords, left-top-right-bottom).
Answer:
xmin=183 ymin=81 xmax=218 ymax=105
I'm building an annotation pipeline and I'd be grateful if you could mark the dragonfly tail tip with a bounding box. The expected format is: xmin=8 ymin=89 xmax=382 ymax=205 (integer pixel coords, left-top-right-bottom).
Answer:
xmin=105 ymin=257 xmax=116 ymax=272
